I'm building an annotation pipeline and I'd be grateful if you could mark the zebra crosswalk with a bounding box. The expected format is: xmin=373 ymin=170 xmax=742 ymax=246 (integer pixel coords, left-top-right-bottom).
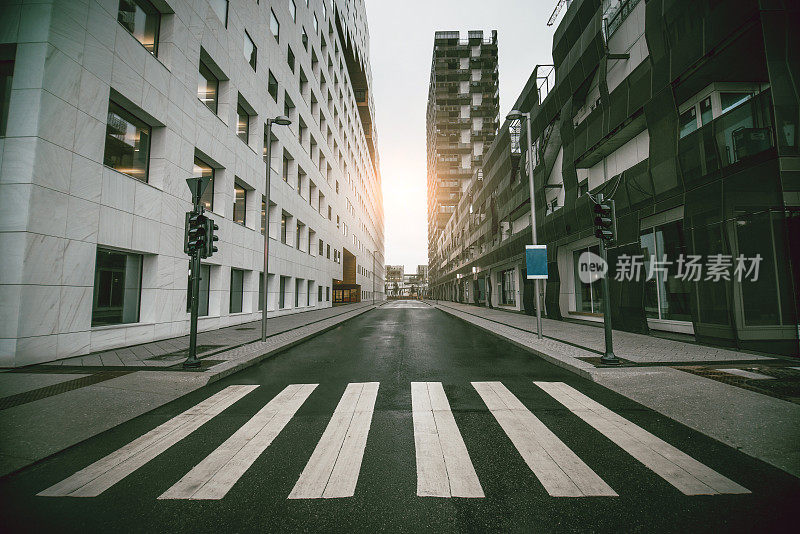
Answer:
xmin=38 ymin=381 xmax=750 ymax=500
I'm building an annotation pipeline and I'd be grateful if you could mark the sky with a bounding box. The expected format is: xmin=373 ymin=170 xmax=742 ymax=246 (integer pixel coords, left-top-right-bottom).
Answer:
xmin=366 ymin=0 xmax=558 ymax=274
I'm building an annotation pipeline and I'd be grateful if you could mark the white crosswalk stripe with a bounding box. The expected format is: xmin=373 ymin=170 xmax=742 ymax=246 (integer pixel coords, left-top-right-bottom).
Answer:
xmin=473 ymin=381 xmax=617 ymax=497
xmin=289 ymin=382 xmax=379 ymax=499
xmin=534 ymin=381 xmax=750 ymax=495
xmin=159 ymin=384 xmax=317 ymax=500
xmin=412 ymin=382 xmax=483 ymax=498
xmin=37 ymin=380 xmax=753 ymax=501
xmin=38 ymin=385 xmax=258 ymax=498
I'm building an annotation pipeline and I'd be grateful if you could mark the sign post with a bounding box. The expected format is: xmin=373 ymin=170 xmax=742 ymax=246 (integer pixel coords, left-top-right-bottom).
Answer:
xmin=525 ymin=244 xmax=548 ymax=340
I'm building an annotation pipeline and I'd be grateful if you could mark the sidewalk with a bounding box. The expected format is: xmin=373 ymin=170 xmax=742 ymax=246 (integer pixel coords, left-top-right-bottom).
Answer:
xmin=0 ymin=302 xmax=379 ymax=477
xmin=432 ymin=301 xmax=800 ymax=478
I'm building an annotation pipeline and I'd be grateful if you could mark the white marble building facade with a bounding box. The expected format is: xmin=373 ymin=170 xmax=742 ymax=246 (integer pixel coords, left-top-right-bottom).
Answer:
xmin=0 ymin=0 xmax=385 ymax=367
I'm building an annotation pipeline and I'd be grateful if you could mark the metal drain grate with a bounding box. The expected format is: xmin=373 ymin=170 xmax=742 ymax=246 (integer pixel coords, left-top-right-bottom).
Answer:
xmin=678 ymin=365 xmax=800 ymax=404
xmin=0 ymin=371 xmax=133 ymax=410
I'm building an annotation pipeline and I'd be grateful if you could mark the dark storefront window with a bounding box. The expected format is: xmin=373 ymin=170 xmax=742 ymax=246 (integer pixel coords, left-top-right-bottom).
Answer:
xmin=735 ymin=211 xmax=795 ymax=326
xmin=573 ymin=246 xmax=603 ymax=313
xmin=501 ymin=269 xmax=516 ymax=306
xmin=186 ymin=264 xmax=210 ymax=317
xmin=92 ymin=248 xmax=142 ymax=326
xmin=104 ymin=101 xmax=151 ymax=182
xmin=230 ymin=268 xmax=244 ymax=313
xmin=640 ymin=221 xmax=692 ymax=322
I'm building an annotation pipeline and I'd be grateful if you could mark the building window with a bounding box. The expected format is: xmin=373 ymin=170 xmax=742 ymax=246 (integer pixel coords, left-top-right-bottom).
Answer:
xmin=302 ymin=27 xmax=309 ymax=51
xmin=0 ymin=45 xmax=15 ymax=136
xmin=198 ymin=60 xmax=219 ymax=113
xmin=261 ymin=196 xmax=267 ymax=235
xmin=640 ymin=220 xmax=691 ymax=322
xmin=210 ymin=0 xmax=228 ymax=26
xmin=326 ymin=286 xmax=330 ymax=301
xmin=295 ymin=279 xmax=301 ymax=307
xmin=319 ymin=239 xmax=324 ymax=256
xmin=230 ymin=268 xmax=244 ymax=313
xmin=501 ymin=269 xmax=516 ymax=306
xmin=326 ymin=244 xmax=330 ymax=259
xmin=313 ymin=14 xmax=318 ymax=33
xmin=117 ymin=0 xmax=160 ymax=56
xmin=237 ymin=102 xmax=249 ymax=143
xmin=573 ymin=246 xmax=603 ymax=313
xmin=287 ymin=46 xmax=295 ymax=73
xmin=244 ymin=30 xmax=257 ymax=70
xmin=279 ymin=275 xmax=288 ymax=308
xmin=233 ymin=183 xmax=246 ymax=225
xmin=268 ymin=70 xmax=279 ymax=101
xmin=318 ymin=285 xmax=323 ymax=302
xmin=92 ymin=248 xmax=142 ymax=326
xmin=186 ymin=264 xmax=210 ymax=317
xmin=270 ymin=9 xmax=280 ymax=41
xmin=194 ymin=157 xmax=214 ymax=211
xmin=281 ymin=212 xmax=288 ymax=243
xmin=289 ymin=0 xmax=296 ymax=22
xmin=104 ymin=101 xmax=151 ymax=182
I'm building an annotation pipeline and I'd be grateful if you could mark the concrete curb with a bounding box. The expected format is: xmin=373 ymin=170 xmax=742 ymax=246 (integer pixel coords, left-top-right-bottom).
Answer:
xmin=204 ymin=304 xmax=378 ymax=385
xmin=432 ymin=304 xmax=600 ymax=380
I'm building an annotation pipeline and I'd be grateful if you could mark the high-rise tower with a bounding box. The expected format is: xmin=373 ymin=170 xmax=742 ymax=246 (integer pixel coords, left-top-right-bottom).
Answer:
xmin=426 ymin=31 xmax=499 ymax=283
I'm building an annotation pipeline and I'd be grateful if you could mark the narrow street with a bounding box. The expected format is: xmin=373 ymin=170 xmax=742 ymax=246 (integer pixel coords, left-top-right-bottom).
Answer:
xmin=2 ymin=302 xmax=797 ymax=533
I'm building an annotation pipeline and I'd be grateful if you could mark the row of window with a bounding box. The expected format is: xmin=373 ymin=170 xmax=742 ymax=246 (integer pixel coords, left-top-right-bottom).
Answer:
xmin=112 ymin=0 xmax=379 ymax=255
xmin=91 ymin=246 xmax=337 ymax=327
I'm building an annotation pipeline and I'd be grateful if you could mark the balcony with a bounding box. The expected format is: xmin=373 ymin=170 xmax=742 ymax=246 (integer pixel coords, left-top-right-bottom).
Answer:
xmin=678 ymin=90 xmax=775 ymax=182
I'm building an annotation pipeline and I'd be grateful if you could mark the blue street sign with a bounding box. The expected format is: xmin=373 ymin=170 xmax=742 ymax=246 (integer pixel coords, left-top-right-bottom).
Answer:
xmin=525 ymin=245 xmax=548 ymax=279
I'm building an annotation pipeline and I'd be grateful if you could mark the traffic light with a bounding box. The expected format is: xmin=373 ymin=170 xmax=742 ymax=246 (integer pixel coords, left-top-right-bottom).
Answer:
xmin=203 ymin=217 xmax=219 ymax=258
xmin=593 ymin=199 xmax=616 ymax=242
xmin=184 ymin=210 xmax=207 ymax=255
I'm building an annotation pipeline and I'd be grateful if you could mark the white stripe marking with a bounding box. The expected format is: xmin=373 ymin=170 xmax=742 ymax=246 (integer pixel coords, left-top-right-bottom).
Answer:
xmin=534 ymin=381 xmax=750 ymax=495
xmin=718 ymin=368 xmax=774 ymax=380
xmin=412 ymin=382 xmax=483 ymax=498
xmin=472 ymin=382 xmax=616 ymax=497
xmin=38 ymin=385 xmax=258 ymax=497
xmin=288 ymin=382 xmax=379 ymax=499
xmin=159 ymin=384 xmax=317 ymax=500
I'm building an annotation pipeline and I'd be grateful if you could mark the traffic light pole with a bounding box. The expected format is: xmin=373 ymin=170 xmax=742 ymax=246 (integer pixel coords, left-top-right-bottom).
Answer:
xmin=185 ymin=245 xmax=202 ymax=368
xmin=595 ymin=193 xmax=619 ymax=365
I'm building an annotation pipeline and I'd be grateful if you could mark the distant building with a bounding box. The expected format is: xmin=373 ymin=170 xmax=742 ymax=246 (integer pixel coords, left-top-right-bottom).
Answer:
xmin=426 ymin=30 xmax=499 ymax=296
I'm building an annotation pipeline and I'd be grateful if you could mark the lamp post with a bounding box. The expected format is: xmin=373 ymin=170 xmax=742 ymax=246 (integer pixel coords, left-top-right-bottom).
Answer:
xmin=507 ymin=109 xmax=543 ymax=340
xmin=262 ymin=116 xmax=292 ymax=343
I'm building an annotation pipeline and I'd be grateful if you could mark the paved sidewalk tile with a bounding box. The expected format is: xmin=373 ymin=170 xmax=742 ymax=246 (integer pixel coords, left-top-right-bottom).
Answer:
xmin=434 ymin=301 xmax=774 ymax=364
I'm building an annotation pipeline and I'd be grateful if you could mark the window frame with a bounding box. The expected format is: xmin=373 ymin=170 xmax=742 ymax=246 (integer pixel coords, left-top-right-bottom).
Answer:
xmin=91 ymin=247 xmax=143 ymax=327
xmin=244 ymin=30 xmax=257 ymax=70
xmin=270 ymin=9 xmax=280 ymax=41
xmin=194 ymin=156 xmax=215 ymax=211
xmin=117 ymin=0 xmax=160 ymax=57
xmin=198 ymin=59 xmax=219 ymax=114
xmin=233 ymin=182 xmax=247 ymax=225
xmin=103 ymin=100 xmax=152 ymax=183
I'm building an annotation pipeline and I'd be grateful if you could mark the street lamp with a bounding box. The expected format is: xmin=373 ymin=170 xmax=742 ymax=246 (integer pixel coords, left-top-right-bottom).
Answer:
xmin=507 ymin=109 xmax=543 ymax=340
xmin=262 ymin=115 xmax=292 ymax=342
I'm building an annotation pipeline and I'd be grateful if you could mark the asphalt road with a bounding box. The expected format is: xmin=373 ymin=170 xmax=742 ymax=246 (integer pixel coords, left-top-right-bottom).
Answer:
xmin=2 ymin=301 xmax=799 ymax=533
